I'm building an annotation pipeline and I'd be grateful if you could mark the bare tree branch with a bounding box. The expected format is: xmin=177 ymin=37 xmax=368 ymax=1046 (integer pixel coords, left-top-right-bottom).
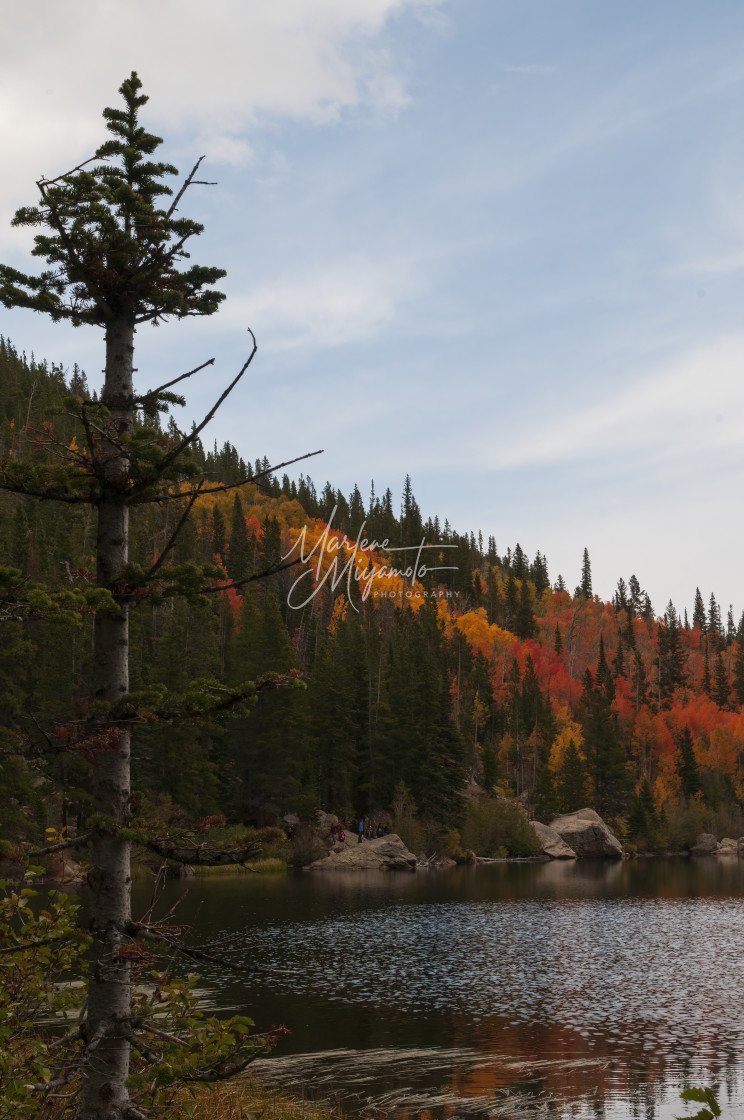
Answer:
xmin=165 ymin=156 xmax=216 ymax=220
xmin=135 ymin=357 xmax=215 ymax=402
xmin=126 ymin=484 xmax=204 ymax=591
xmin=0 ymin=934 xmax=76 ymax=956
xmin=127 ymin=448 xmax=323 ymax=505
xmin=180 ymin=1048 xmax=267 ymax=1083
xmin=0 ymin=477 xmax=89 ymax=503
xmin=26 ymin=833 xmax=91 ymax=856
xmin=152 ymin=331 xmax=258 ymax=474
xmin=38 ymin=155 xmax=104 ymax=188
xmin=200 ymin=558 xmax=302 ymax=594
xmin=127 ymin=923 xmax=298 ymax=976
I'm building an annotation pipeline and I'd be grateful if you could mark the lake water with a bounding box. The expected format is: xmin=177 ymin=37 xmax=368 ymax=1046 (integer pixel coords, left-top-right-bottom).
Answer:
xmin=132 ymin=859 xmax=744 ymax=1119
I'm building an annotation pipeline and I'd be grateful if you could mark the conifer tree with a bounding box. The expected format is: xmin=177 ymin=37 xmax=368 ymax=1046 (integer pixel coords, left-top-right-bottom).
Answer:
xmin=515 ymin=578 xmax=536 ymax=639
xmin=556 ymin=739 xmax=588 ymax=812
xmin=554 ymin=622 xmax=563 ymax=656
xmin=692 ymin=587 xmax=707 ymax=632
xmin=708 ymin=593 xmax=722 ymax=649
xmin=226 ymin=492 xmax=251 ymax=582
xmin=701 ymin=646 xmax=712 ymax=697
xmin=627 ymin=778 xmax=657 ymax=849
xmin=211 ymin=504 xmax=227 ymax=562
xmin=580 ymin=670 xmax=630 ymax=817
xmin=579 ymin=547 xmax=592 ymax=598
xmin=675 ymin=727 xmax=702 ymax=802
xmin=531 ymin=763 xmax=559 ymax=820
xmin=713 ymin=651 xmax=729 ymax=709
xmin=733 ymin=636 xmax=744 ymax=708
xmin=0 ymin=73 xmax=316 ymax=1120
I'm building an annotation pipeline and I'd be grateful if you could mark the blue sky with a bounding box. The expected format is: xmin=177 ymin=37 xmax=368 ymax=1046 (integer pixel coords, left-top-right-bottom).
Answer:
xmin=2 ymin=0 xmax=744 ymax=619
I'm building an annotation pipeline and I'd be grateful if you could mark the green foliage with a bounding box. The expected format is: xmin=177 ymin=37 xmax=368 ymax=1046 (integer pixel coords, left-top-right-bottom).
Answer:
xmin=676 ymin=727 xmax=703 ymax=803
xmin=390 ymin=781 xmax=426 ymax=855
xmin=461 ymin=798 xmax=542 ymax=858
xmin=676 ymin=1086 xmax=722 ymax=1119
xmin=0 ymin=877 xmax=90 ymax=1120
xmin=0 ymin=875 xmax=278 ymax=1119
xmin=555 ymin=740 xmax=588 ymax=814
xmin=627 ymin=779 xmax=659 ymax=850
xmin=0 ymin=72 xmax=225 ymax=329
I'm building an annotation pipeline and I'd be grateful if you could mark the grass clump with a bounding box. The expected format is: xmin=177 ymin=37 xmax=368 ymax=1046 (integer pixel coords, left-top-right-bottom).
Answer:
xmin=184 ymin=1079 xmax=336 ymax=1119
xmin=191 ymin=858 xmax=287 ymax=876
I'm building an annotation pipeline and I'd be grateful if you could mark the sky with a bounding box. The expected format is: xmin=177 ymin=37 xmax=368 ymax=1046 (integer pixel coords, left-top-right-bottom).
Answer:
xmin=2 ymin=0 xmax=744 ymax=620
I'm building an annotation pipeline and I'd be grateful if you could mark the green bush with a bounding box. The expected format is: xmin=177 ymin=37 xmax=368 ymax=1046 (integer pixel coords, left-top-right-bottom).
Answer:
xmin=461 ymin=798 xmax=542 ymax=858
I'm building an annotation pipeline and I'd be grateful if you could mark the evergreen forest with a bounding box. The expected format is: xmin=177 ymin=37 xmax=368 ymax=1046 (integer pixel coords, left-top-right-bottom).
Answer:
xmin=2 ymin=339 xmax=744 ymax=856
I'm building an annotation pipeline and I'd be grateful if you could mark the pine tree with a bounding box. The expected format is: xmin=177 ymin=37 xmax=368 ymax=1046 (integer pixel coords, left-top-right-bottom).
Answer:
xmin=701 ymin=646 xmax=712 ymax=697
xmin=226 ymin=493 xmax=251 ymax=582
xmin=656 ymin=601 xmax=686 ymax=706
xmin=556 ymin=740 xmax=588 ymax=813
xmin=0 ymin=74 xmax=300 ymax=1117
xmin=692 ymin=587 xmax=707 ymax=632
xmin=713 ymin=651 xmax=729 ymax=709
xmin=627 ymin=778 xmax=657 ymax=849
xmin=675 ymin=727 xmax=702 ymax=802
xmin=580 ymin=547 xmax=592 ymax=598
xmin=614 ymin=577 xmax=628 ymax=611
xmin=580 ymin=670 xmax=631 ymax=817
xmin=530 ymin=550 xmax=550 ymax=597
xmin=512 ymin=542 xmax=528 ymax=580
xmin=554 ymin=623 xmax=563 ymax=656
xmin=708 ymin=593 xmax=722 ymax=650
xmin=515 ymin=578 xmax=536 ymax=639
xmin=211 ymin=504 xmax=227 ymax=562
xmin=733 ymin=636 xmax=744 ymax=708
xmin=532 ymin=764 xmax=559 ymax=820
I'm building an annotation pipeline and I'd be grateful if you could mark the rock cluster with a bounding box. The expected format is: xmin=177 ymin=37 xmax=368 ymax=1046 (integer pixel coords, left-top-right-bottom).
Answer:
xmin=307 ymin=833 xmax=417 ymax=872
xmin=531 ymin=821 xmax=577 ymax=859
xmin=691 ymin=832 xmax=744 ymax=857
xmin=545 ymin=808 xmax=623 ymax=859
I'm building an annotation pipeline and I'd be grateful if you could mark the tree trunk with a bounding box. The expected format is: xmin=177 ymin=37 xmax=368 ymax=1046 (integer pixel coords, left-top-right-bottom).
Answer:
xmin=79 ymin=317 xmax=137 ymax=1120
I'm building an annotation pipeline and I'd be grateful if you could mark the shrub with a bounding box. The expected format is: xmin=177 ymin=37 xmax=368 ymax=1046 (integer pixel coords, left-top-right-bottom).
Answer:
xmin=461 ymin=798 xmax=542 ymax=858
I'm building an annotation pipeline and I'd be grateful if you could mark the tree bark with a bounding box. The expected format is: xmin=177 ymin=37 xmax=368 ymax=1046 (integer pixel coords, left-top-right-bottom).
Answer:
xmin=79 ymin=316 xmax=137 ymax=1120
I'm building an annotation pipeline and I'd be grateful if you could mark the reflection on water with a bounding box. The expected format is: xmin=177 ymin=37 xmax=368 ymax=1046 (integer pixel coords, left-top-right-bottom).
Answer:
xmin=133 ymin=860 xmax=744 ymax=1119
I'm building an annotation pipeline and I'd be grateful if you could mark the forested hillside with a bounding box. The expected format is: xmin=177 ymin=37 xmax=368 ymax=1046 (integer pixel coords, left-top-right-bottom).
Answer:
xmin=2 ymin=338 xmax=744 ymax=852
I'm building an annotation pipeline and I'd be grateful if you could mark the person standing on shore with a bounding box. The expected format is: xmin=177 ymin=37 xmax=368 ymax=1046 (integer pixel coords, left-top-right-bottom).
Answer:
xmin=358 ymin=818 xmax=364 ymax=844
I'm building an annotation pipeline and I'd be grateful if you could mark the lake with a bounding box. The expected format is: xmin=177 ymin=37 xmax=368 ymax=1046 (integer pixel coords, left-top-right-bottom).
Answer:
xmin=132 ymin=858 xmax=744 ymax=1119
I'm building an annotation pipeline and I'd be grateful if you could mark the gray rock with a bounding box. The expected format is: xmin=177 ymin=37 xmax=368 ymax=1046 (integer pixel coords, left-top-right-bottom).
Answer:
xmin=317 ymin=810 xmax=340 ymax=834
xmin=308 ymin=833 xmax=417 ymax=872
xmin=549 ymin=808 xmax=623 ymax=859
xmin=532 ymin=821 xmax=577 ymax=860
xmin=691 ymin=831 xmax=719 ymax=856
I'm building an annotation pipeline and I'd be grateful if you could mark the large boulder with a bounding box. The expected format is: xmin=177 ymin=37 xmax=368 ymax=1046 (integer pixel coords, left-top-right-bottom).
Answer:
xmin=531 ymin=821 xmax=577 ymax=860
xmin=717 ymin=837 xmax=739 ymax=857
xmin=691 ymin=832 xmax=718 ymax=856
xmin=307 ymin=833 xmax=417 ymax=872
xmin=549 ymin=808 xmax=623 ymax=859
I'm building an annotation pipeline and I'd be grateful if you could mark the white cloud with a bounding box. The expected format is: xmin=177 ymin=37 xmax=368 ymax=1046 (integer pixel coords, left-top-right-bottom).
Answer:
xmin=222 ymin=253 xmax=421 ymax=349
xmin=487 ymin=334 xmax=744 ymax=469
xmin=0 ymin=0 xmax=444 ymax=234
